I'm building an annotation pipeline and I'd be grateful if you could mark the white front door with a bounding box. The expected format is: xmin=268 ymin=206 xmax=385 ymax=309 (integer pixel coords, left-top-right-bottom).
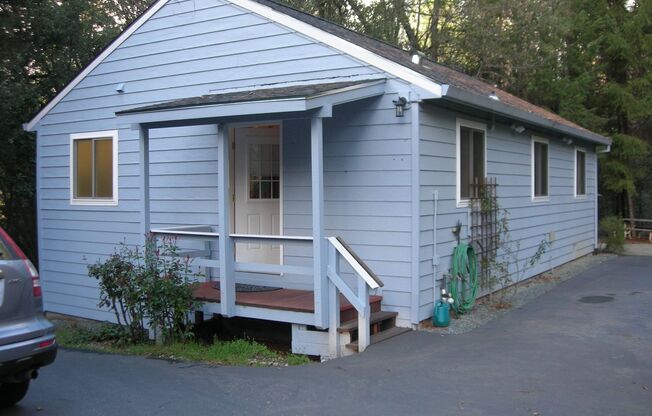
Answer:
xmin=233 ymin=125 xmax=281 ymax=265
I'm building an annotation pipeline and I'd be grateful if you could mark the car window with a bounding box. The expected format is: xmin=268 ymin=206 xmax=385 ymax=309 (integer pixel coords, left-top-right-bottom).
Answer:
xmin=0 ymin=237 xmax=14 ymax=260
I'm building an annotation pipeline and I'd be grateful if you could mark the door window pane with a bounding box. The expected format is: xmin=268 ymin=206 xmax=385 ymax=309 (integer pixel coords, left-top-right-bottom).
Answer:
xmin=534 ymin=141 xmax=549 ymax=197
xmin=248 ymin=143 xmax=280 ymax=200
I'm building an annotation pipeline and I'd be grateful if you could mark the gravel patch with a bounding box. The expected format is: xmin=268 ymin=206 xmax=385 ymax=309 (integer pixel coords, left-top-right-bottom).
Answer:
xmin=420 ymin=253 xmax=617 ymax=334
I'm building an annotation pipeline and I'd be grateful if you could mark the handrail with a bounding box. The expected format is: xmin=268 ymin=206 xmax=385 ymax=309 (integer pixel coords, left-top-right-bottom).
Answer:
xmin=327 ymin=236 xmax=382 ymax=289
xmin=150 ymin=227 xmax=313 ymax=243
xmin=623 ymin=218 xmax=652 ymax=224
xmin=231 ymin=233 xmax=313 ymax=242
xmin=325 ymin=236 xmax=383 ymax=357
xmin=151 ymin=228 xmax=220 ymax=238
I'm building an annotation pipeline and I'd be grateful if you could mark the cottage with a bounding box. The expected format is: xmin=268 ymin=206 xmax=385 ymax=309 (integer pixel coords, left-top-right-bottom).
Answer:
xmin=24 ymin=0 xmax=610 ymax=358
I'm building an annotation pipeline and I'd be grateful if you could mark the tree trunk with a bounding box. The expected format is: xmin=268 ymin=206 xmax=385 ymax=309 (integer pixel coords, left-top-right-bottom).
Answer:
xmin=627 ymin=192 xmax=636 ymax=232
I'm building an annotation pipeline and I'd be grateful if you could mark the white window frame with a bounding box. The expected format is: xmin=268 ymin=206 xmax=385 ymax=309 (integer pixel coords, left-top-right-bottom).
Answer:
xmin=456 ymin=118 xmax=488 ymax=208
xmin=69 ymin=130 xmax=119 ymax=206
xmin=574 ymin=146 xmax=587 ymax=198
xmin=531 ymin=136 xmax=550 ymax=202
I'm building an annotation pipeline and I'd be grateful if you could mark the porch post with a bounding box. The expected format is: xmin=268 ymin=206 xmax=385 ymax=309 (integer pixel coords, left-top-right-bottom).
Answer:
xmin=217 ymin=123 xmax=235 ymax=316
xmin=311 ymin=117 xmax=328 ymax=328
xmin=139 ymin=126 xmax=150 ymax=241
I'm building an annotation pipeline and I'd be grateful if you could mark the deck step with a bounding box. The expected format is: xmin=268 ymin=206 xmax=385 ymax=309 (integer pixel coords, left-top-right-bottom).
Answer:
xmin=338 ymin=311 xmax=398 ymax=333
xmin=346 ymin=326 xmax=411 ymax=351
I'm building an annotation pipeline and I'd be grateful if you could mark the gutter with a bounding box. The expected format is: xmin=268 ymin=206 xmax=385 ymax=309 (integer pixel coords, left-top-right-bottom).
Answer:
xmin=439 ymin=85 xmax=612 ymax=146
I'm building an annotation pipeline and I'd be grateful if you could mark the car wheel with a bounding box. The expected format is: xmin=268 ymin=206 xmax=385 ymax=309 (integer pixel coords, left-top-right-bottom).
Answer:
xmin=0 ymin=381 xmax=30 ymax=408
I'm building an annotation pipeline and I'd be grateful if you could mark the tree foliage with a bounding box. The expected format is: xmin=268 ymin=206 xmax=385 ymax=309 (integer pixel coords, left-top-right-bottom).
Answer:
xmin=1 ymin=0 xmax=651 ymax=263
xmin=0 ymin=0 xmax=154 ymax=262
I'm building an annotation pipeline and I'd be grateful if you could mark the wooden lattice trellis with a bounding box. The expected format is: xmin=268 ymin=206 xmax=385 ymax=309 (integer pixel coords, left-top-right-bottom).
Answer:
xmin=469 ymin=177 xmax=499 ymax=290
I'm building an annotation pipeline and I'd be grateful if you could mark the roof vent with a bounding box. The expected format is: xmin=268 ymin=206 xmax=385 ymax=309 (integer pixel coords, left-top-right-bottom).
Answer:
xmin=488 ymin=91 xmax=500 ymax=101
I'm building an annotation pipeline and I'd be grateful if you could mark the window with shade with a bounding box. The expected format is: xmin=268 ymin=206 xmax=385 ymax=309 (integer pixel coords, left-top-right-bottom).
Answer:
xmin=532 ymin=138 xmax=549 ymax=199
xmin=458 ymin=124 xmax=486 ymax=202
xmin=70 ymin=131 xmax=118 ymax=205
xmin=575 ymin=148 xmax=586 ymax=197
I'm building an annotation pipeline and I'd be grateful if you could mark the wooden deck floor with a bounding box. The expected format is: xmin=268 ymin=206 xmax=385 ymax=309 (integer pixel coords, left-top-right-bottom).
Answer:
xmin=193 ymin=282 xmax=381 ymax=314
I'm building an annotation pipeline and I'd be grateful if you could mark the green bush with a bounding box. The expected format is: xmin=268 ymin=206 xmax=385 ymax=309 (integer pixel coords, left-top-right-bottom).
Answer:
xmin=88 ymin=235 xmax=202 ymax=344
xmin=599 ymin=216 xmax=625 ymax=253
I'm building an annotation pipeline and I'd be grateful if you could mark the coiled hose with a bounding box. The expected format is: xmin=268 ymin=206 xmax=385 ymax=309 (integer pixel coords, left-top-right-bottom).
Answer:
xmin=448 ymin=243 xmax=478 ymax=314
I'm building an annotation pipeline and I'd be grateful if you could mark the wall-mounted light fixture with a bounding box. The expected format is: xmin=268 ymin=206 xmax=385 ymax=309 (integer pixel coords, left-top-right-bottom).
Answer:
xmin=393 ymin=96 xmax=409 ymax=117
xmin=510 ymin=123 xmax=525 ymax=134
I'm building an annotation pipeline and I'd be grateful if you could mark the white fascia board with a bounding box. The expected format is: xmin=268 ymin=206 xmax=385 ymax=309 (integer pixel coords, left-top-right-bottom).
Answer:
xmin=229 ymin=0 xmax=442 ymax=98
xmin=305 ymin=80 xmax=386 ymax=109
xmin=23 ymin=0 xmax=171 ymax=132
xmin=117 ymin=98 xmax=309 ymax=125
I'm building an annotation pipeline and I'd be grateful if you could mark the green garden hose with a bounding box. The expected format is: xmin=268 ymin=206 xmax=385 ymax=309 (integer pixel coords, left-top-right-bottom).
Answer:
xmin=449 ymin=243 xmax=478 ymax=314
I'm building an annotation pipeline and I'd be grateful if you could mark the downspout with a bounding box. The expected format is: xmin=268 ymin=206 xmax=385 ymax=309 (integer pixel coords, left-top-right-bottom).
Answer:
xmin=432 ymin=191 xmax=439 ymax=308
xmin=410 ymin=97 xmax=421 ymax=328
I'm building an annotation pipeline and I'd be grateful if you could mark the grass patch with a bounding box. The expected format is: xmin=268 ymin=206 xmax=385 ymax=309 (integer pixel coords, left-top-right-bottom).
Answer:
xmin=55 ymin=322 xmax=311 ymax=367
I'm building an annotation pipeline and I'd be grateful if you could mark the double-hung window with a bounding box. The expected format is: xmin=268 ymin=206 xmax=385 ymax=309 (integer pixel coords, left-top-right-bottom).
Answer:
xmin=70 ymin=130 xmax=118 ymax=205
xmin=575 ymin=148 xmax=587 ymax=197
xmin=532 ymin=137 xmax=549 ymax=200
xmin=457 ymin=120 xmax=486 ymax=206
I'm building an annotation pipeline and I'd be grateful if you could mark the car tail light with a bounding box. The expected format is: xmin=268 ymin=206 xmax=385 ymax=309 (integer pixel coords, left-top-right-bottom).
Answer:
xmin=25 ymin=259 xmax=42 ymax=297
xmin=0 ymin=227 xmax=41 ymax=297
xmin=37 ymin=339 xmax=55 ymax=349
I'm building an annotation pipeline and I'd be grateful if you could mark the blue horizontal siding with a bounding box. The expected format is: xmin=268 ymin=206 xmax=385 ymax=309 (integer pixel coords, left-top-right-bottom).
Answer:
xmin=35 ymin=0 xmax=383 ymax=320
xmin=418 ymin=103 xmax=598 ymax=321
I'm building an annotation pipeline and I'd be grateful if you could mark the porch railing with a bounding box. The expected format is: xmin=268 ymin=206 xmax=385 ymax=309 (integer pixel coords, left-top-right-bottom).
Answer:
xmin=150 ymin=226 xmax=383 ymax=354
xmin=326 ymin=236 xmax=383 ymax=356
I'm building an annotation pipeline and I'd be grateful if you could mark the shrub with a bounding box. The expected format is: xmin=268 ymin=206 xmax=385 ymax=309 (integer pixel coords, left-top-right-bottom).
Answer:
xmin=599 ymin=216 xmax=625 ymax=253
xmin=88 ymin=245 xmax=146 ymax=342
xmin=88 ymin=235 xmax=202 ymax=344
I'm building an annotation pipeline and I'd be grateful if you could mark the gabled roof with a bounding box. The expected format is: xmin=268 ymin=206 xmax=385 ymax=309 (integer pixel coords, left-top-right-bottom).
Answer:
xmin=244 ymin=0 xmax=610 ymax=145
xmin=24 ymin=0 xmax=610 ymax=145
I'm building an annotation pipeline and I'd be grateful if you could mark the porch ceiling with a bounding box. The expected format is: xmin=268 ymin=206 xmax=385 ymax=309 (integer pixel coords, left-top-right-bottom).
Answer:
xmin=115 ymin=79 xmax=386 ymax=126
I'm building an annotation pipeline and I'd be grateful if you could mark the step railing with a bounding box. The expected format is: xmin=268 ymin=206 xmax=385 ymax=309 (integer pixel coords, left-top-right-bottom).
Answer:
xmin=326 ymin=236 xmax=383 ymax=357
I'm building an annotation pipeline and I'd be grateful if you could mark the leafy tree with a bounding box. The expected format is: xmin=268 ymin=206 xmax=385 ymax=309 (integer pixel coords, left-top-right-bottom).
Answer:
xmin=0 ymin=0 xmax=154 ymax=262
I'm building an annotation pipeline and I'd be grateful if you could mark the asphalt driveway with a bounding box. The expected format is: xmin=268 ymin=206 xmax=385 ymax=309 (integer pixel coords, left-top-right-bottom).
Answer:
xmin=7 ymin=256 xmax=652 ymax=416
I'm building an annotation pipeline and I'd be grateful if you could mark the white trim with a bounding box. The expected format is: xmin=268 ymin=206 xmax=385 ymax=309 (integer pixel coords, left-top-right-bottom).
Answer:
xmin=531 ymin=136 xmax=550 ymax=202
xmin=456 ymin=118 xmax=488 ymax=208
xmin=69 ymin=130 xmax=119 ymax=206
xmin=574 ymin=146 xmax=587 ymax=198
xmin=230 ymin=121 xmax=284 ymax=266
xmin=326 ymin=237 xmax=381 ymax=290
xmin=228 ymin=0 xmax=442 ymax=98
xmin=23 ymin=0 xmax=171 ymax=132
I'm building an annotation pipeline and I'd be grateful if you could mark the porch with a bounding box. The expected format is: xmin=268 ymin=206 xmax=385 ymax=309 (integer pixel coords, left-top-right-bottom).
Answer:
xmin=117 ymin=80 xmax=408 ymax=356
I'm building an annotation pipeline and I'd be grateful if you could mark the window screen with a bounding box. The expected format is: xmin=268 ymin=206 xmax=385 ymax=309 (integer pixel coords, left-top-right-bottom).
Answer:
xmin=576 ymin=150 xmax=586 ymax=196
xmin=533 ymin=141 xmax=549 ymax=197
xmin=460 ymin=126 xmax=485 ymax=199
xmin=74 ymin=137 xmax=113 ymax=199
